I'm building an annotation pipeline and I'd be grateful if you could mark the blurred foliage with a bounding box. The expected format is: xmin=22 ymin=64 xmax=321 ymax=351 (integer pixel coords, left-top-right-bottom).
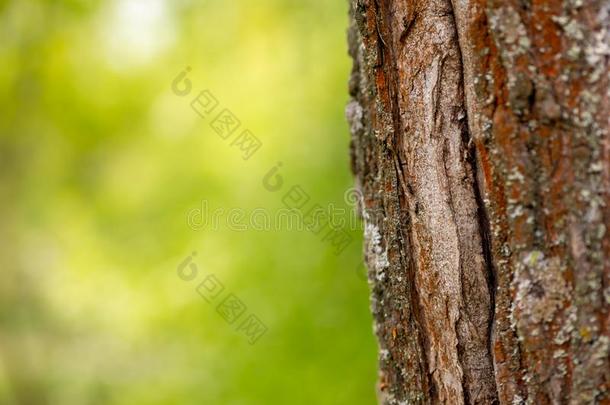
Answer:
xmin=0 ymin=0 xmax=376 ymax=404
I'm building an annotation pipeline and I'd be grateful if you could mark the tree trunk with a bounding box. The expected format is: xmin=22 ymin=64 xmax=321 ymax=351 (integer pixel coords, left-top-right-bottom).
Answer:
xmin=346 ymin=0 xmax=609 ymax=403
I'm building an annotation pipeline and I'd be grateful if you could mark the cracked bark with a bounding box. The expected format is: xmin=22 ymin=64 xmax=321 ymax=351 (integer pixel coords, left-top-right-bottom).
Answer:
xmin=346 ymin=0 xmax=609 ymax=404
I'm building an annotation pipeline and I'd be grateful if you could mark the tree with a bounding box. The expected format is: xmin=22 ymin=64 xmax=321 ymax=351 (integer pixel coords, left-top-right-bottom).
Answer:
xmin=346 ymin=0 xmax=609 ymax=403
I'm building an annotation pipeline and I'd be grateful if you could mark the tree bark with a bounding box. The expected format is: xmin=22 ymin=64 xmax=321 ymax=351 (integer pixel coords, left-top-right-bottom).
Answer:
xmin=346 ymin=0 xmax=609 ymax=404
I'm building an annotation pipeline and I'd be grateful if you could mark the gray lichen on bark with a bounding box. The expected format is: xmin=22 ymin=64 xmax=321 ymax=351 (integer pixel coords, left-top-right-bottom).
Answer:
xmin=347 ymin=0 xmax=609 ymax=404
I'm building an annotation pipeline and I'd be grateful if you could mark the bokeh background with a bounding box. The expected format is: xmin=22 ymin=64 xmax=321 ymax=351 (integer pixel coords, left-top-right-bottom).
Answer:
xmin=0 ymin=0 xmax=377 ymax=404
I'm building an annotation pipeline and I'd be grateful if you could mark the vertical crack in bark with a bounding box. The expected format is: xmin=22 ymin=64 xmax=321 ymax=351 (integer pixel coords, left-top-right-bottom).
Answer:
xmin=446 ymin=1 xmax=500 ymax=402
xmin=470 ymin=138 xmax=498 ymax=375
xmin=349 ymin=0 xmax=500 ymax=403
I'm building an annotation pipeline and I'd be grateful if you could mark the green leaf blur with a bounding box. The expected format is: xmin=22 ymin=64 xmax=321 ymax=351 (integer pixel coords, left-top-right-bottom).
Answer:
xmin=0 ymin=0 xmax=376 ymax=404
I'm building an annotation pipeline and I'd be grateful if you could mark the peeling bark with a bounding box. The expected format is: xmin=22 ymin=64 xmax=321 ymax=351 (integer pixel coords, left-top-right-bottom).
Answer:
xmin=347 ymin=0 xmax=609 ymax=404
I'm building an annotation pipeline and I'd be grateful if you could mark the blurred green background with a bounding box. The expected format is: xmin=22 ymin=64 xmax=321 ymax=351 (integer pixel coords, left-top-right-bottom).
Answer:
xmin=0 ymin=0 xmax=377 ymax=404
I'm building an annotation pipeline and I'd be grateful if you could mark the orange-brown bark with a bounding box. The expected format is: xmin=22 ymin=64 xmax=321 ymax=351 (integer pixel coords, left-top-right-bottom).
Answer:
xmin=348 ymin=0 xmax=609 ymax=403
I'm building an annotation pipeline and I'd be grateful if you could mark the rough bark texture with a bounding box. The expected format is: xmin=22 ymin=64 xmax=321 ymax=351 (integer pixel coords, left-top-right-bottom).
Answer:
xmin=346 ymin=0 xmax=609 ymax=404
